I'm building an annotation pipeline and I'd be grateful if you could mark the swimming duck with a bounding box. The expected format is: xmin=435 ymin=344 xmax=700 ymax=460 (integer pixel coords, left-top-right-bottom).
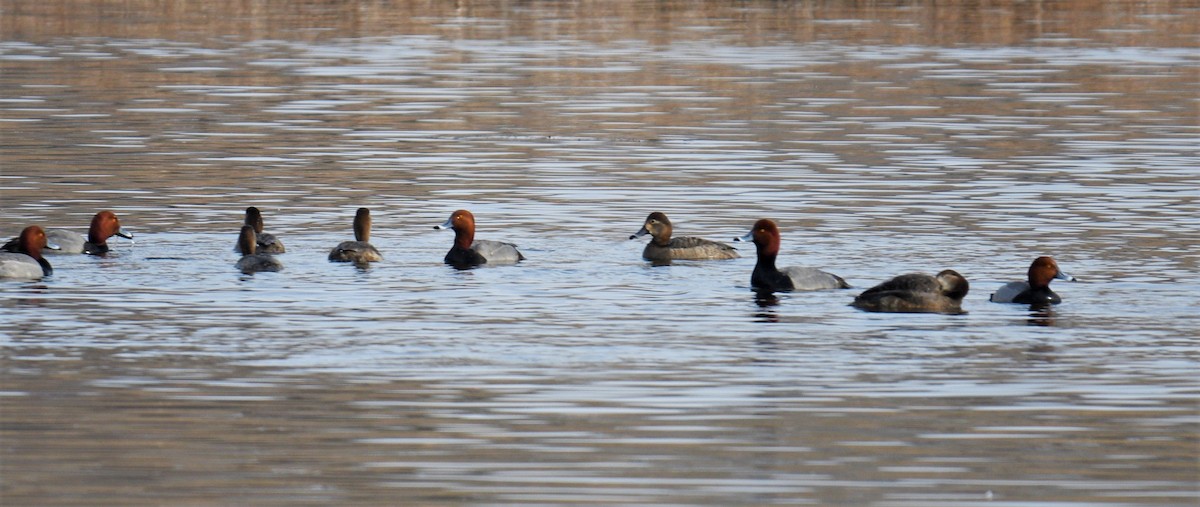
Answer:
xmin=329 ymin=207 xmax=383 ymax=264
xmin=852 ymin=270 xmax=969 ymax=314
xmin=2 ymin=210 xmax=132 ymax=255
xmin=434 ymin=209 xmax=524 ymax=267
xmin=0 ymin=226 xmax=59 ymax=279
xmin=630 ymin=212 xmax=738 ymax=262
xmin=734 ymin=219 xmax=849 ymax=292
xmin=235 ymin=207 xmax=285 ymax=254
xmin=235 ymin=225 xmax=283 ymax=274
xmin=990 ymin=256 xmax=1075 ymax=305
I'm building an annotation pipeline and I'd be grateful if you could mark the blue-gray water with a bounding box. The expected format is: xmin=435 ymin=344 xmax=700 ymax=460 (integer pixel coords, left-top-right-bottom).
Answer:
xmin=2 ymin=1 xmax=1198 ymax=505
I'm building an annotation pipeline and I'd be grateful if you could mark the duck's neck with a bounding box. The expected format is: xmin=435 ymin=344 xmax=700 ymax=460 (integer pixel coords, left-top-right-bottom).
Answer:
xmin=37 ymin=257 xmax=53 ymax=276
xmin=83 ymin=242 xmax=110 ymax=255
xmin=1028 ymin=274 xmax=1052 ymax=290
xmin=651 ymin=224 xmax=673 ymax=247
xmin=354 ymin=221 xmax=370 ymax=242
xmin=455 ymin=229 xmax=474 ymax=250
xmin=751 ymin=251 xmax=793 ymax=291
xmin=756 ymin=236 xmax=781 ymax=273
xmin=758 ymin=251 xmax=779 ymax=272
xmin=238 ymin=229 xmax=257 ymax=256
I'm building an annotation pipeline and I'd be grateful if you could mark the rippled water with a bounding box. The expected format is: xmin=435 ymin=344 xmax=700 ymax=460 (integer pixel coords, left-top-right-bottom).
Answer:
xmin=2 ymin=1 xmax=1198 ymax=505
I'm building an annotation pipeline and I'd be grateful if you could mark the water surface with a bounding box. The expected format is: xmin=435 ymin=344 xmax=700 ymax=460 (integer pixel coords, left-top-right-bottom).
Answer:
xmin=2 ymin=1 xmax=1198 ymax=505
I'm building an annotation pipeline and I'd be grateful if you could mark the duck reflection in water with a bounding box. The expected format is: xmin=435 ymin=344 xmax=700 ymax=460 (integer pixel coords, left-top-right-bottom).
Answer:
xmin=1027 ymin=305 xmax=1058 ymax=327
xmin=752 ymin=290 xmax=781 ymax=323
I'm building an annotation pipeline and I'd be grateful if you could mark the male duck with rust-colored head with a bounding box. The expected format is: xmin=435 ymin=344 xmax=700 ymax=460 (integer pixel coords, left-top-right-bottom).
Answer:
xmin=0 ymin=226 xmax=59 ymax=279
xmin=2 ymin=210 xmax=132 ymax=255
xmin=990 ymin=256 xmax=1075 ymax=305
xmin=734 ymin=218 xmax=848 ymax=292
xmin=630 ymin=212 xmax=738 ymax=263
xmin=434 ymin=209 xmax=524 ymax=268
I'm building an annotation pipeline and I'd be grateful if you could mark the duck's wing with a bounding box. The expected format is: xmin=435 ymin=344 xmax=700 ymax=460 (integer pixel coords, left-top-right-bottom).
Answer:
xmin=858 ymin=273 xmax=938 ymax=297
xmin=667 ymin=236 xmax=739 ymax=259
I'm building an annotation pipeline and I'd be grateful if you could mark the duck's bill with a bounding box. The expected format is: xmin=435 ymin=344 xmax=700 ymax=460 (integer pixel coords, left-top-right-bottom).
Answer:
xmin=45 ymin=242 xmax=61 ymax=251
xmin=118 ymin=228 xmax=134 ymax=242
xmin=1056 ymin=270 xmax=1077 ymax=282
xmin=434 ymin=219 xmax=452 ymax=230
xmin=628 ymin=226 xmax=648 ymax=240
xmin=734 ymin=231 xmax=753 ymax=242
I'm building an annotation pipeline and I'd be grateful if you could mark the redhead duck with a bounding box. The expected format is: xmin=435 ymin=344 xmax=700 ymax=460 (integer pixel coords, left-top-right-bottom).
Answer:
xmin=630 ymin=212 xmax=738 ymax=263
xmin=235 ymin=225 xmax=283 ymax=274
xmin=852 ymin=270 xmax=969 ymax=314
xmin=990 ymin=256 xmax=1075 ymax=305
xmin=434 ymin=209 xmax=524 ymax=267
xmin=329 ymin=207 xmax=382 ymax=264
xmin=734 ymin=219 xmax=849 ymax=292
xmin=0 ymin=226 xmax=59 ymax=279
xmin=234 ymin=207 xmax=285 ymax=254
xmin=2 ymin=211 xmax=132 ymax=255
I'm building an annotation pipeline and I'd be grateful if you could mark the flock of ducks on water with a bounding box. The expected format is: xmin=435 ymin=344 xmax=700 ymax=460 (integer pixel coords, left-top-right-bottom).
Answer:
xmin=3 ymin=208 xmax=1076 ymax=315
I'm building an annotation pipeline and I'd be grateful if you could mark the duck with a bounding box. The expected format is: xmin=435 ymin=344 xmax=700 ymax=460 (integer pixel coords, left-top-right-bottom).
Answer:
xmin=734 ymin=219 xmax=849 ymax=292
xmin=852 ymin=269 xmax=970 ymax=314
xmin=990 ymin=256 xmax=1075 ymax=305
xmin=0 ymin=226 xmax=59 ymax=279
xmin=434 ymin=209 xmax=524 ymax=267
xmin=329 ymin=207 xmax=382 ymax=264
xmin=629 ymin=212 xmax=738 ymax=263
xmin=235 ymin=207 xmax=285 ymax=254
xmin=235 ymin=225 xmax=283 ymax=274
xmin=2 ymin=210 xmax=132 ymax=255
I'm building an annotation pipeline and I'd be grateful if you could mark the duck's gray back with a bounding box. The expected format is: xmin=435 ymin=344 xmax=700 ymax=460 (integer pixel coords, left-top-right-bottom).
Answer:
xmin=45 ymin=229 xmax=85 ymax=254
xmin=471 ymin=240 xmax=524 ymax=263
xmin=782 ymin=266 xmax=849 ymax=290
xmin=989 ymin=281 xmax=1029 ymax=303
